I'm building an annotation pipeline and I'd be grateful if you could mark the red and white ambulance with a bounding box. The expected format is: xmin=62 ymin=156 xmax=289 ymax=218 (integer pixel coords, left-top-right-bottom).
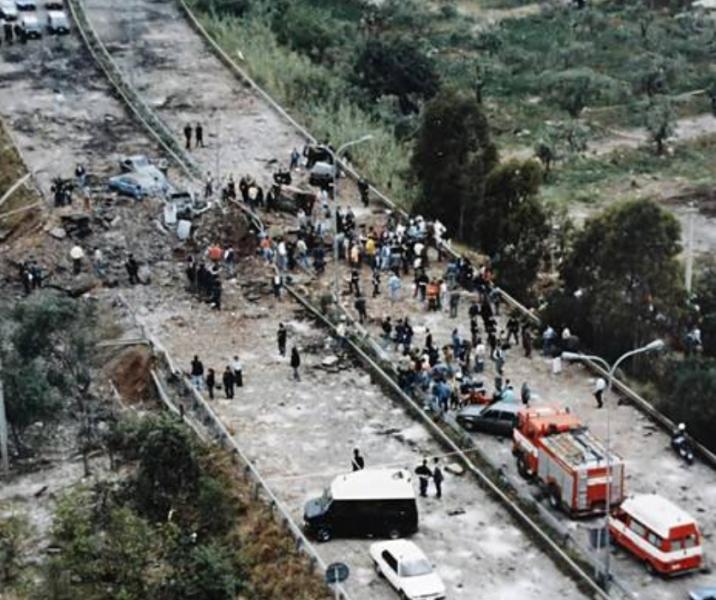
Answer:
xmin=609 ymin=494 xmax=703 ymax=576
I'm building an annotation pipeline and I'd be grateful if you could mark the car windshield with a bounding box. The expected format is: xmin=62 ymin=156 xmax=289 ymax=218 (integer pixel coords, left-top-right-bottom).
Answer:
xmin=401 ymin=557 xmax=432 ymax=577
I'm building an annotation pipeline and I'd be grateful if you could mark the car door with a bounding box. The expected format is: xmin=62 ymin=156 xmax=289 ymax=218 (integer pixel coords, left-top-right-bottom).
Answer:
xmin=479 ymin=409 xmax=499 ymax=434
xmin=380 ymin=549 xmax=401 ymax=592
xmin=496 ymin=411 xmax=517 ymax=436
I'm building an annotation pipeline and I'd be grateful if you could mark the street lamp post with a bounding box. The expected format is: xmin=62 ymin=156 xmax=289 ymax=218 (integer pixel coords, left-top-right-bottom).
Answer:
xmin=562 ymin=339 xmax=664 ymax=591
xmin=323 ymin=135 xmax=373 ymax=305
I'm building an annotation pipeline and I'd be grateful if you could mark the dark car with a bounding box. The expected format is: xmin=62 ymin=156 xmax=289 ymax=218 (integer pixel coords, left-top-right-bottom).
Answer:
xmin=455 ymin=401 xmax=520 ymax=437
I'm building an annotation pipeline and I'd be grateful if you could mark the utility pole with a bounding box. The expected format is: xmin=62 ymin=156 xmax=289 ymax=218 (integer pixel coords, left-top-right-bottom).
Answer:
xmin=0 ymin=356 xmax=10 ymax=476
xmin=685 ymin=202 xmax=696 ymax=295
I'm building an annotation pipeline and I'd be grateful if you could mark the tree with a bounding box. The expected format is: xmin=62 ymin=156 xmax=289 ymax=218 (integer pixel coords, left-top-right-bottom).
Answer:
xmin=644 ymin=96 xmax=675 ymax=155
xmin=0 ymin=293 xmax=97 ymax=455
xmin=352 ymin=36 xmax=439 ymax=114
xmin=695 ymin=260 xmax=716 ymax=358
xmin=658 ymin=358 xmax=716 ymax=454
xmin=271 ymin=3 xmax=341 ymax=63
xmin=550 ymin=198 xmax=685 ymax=361
xmin=480 ymin=160 xmax=550 ymax=300
xmin=707 ymin=75 xmax=716 ymax=117
xmin=178 ymin=544 xmax=243 ymax=600
xmin=0 ymin=515 xmax=31 ymax=585
xmin=411 ymin=88 xmax=498 ymax=241
xmin=546 ymin=68 xmax=623 ymax=117
xmin=135 ymin=416 xmax=201 ymax=518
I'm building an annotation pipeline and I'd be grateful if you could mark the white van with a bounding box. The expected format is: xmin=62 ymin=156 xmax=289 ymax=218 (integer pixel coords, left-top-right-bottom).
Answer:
xmin=20 ymin=12 xmax=41 ymax=38
xmin=47 ymin=10 xmax=68 ymax=34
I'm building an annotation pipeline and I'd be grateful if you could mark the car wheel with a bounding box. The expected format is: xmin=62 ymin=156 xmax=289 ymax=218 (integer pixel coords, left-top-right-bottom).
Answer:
xmin=374 ymin=561 xmax=384 ymax=578
xmin=315 ymin=527 xmax=332 ymax=543
xmin=517 ymin=455 xmax=534 ymax=481
xmin=644 ymin=559 xmax=657 ymax=576
xmin=547 ymin=484 xmax=562 ymax=512
xmin=387 ymin=528 xmax=401 ymax=540
xmin=399 ymin=592 xmax=408 ymax=600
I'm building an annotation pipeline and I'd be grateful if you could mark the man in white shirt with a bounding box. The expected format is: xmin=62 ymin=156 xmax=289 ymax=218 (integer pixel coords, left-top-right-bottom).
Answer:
xmin=593 ymin=377 xmax=606 ymax=409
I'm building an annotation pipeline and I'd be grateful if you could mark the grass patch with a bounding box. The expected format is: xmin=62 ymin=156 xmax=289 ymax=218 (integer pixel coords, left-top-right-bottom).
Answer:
xmin=542 ymin=134 xmax=716 ymax=207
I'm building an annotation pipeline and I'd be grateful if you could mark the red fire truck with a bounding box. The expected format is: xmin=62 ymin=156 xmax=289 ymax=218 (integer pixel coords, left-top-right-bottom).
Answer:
xmin=609 ymin=494 xmax=703 ymax=576
xmin=512 ymin=405 xmax=625 ymax=516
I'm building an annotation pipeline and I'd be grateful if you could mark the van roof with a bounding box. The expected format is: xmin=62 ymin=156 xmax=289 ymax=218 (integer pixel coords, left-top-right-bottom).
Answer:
xmin=330 ymin=468 xmax=415 ymax=501
xmin=621 ymin=494 xmax=697 ymax=539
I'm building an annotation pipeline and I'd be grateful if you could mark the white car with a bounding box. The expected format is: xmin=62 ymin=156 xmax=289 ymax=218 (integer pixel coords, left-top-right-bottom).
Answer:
xmin=370 ymin=540 xmax=446 ymax=600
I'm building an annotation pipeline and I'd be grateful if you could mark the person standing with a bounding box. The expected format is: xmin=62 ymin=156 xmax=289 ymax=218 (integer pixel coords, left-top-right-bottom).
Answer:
xmin=272 ymin=272 xmax=282 ymax=300
xmin=522 ymin=326 xmax=533 ymax=358
xmin=355 ymin=295 xmax=367 ymax=324
xmin=349 ymin=269 xmax=361 ymax=297
xmin=372 ymin=270 xmax=381 ymax=298
xmin=388 ymin=272 xmax=401 ymax=303
xmin=184 ymin=123 xmax=192 ymax=149
xmin=277 ymin=322 xmax=287 ymax=356
xmin=415 ymin=459 xmax=432 ymax=498
xmin=449 ymin=289 xmax=460 ymax=318
xmin=521 ymin=381 xmax=531 ymax=407
xmin=195 ymin=122 xmax=204 ymax=148
xmin=125 ymin=254 xmax=140 ymax=285
xmin=432 ymin=458 xmax=444 ymax=499
xmin=190 ymin=355 xmax=204 ymax=390
xmin=351 ymin=448 xmax=365 ymax=471
xmin=290 ymin=346 xmax=301 ymax=381
xmin=70 ymin=245 xmax=84 ymax=275
xmin=206 ymin=368 xmax=216 ymax=400
xmin=593 ymin=377 xmax=606 ymax=409
xmin=231 ymin=355 xmax=243 ymax=388
xmin=222 ymin=366 xmax=234 ymax=399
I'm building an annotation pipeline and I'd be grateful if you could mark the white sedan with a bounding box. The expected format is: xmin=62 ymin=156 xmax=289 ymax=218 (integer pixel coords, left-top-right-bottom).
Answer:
xmin=370 ymin=539 xmax=446 ymax=600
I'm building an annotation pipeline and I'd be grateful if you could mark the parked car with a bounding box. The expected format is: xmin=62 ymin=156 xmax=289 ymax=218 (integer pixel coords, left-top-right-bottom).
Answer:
xmin=108 ymin=174 xmax=146 ymax=200
xmin=308 ymin=161 xmax=335 ymax=188
xmin=370 ymin=540 xmax=446 ymax=600
xmin=15 ymin=0 xmax=36 ymax=10
xmin=0 ymin=1 xmax=19 ymax=20
xmin=119 ymin=154 xmax=152 ymax=173
xmin=456 ymin=400 xmax=520 ymax=436
xmin=20 ymin=13 xmax=41 ymax=37
xmin=304 ymin=469 xmax=418 ymax=542
xmin=690 ymin=587 xmax=716 ymax=600
xmin=46 ymin=10 xmax=69 ymax=34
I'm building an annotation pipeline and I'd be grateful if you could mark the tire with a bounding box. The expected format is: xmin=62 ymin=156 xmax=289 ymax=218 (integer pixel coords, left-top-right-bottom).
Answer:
xmin=315 ymin=527 xmax=332 ymax=543
xmin=374 ymin=561 xmax=384 ymax=578
xmin=399 ymin=592 xmax=408 ymax=600
xmin=547 ymin=484 xmax=562 ymax=512
xmin=516 ymin=455 xmax=534 ymax=481
xmin=644 ymin=559 xmax=657 ymax=576
xmin=387 ymin=528 xmax=402 ymax=540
